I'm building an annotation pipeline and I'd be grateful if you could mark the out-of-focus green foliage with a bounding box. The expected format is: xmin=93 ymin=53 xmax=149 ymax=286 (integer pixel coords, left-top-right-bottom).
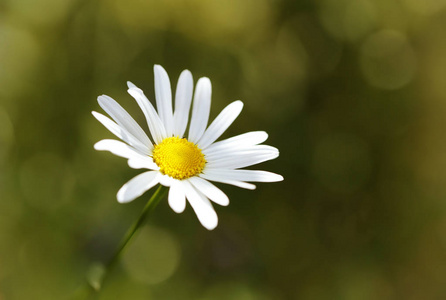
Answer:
xmin=2 ymin=0 xmax=446 ymax=299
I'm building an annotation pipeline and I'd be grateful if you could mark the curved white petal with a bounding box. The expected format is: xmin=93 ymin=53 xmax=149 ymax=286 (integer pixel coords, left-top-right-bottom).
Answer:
xmin=201 ymin=169 xmax=283 ymax=183
xmin=158 ymin=174 xmax=176 ymax=187
xmin=94 ymin=139 xmax=147 ymax=160
xmin=127 ymin=156 xmax=159 ymax=170
xmin=205 ymin=146 xmax=279 ymax=169
xmin=202 ymin=131 xmax=268 ymax=154
xmin=199 ymin=173 xmax=256 ymax=190
xmin=197 ymin=101 xmax=243 ymax=149
xmin=154 ymin=65 xmax=174 ymax=136
xmin=188 ymin=177 xmax=229 ymax=206
xmin=127 ymin=83 xmax=166 ymax=144
xmin=183 ymin=180 xmax=218 ymax=230
xmin=95 ymin=139 xmax=158 ymax=171
xmin=173 ymin=70 xmax=193 ymax=137
xmin=97 ymin=95 xmax=152 ymax=147
xmin=117 ymin=171 xmax=160 ymax=203
xmin=168 ymin=181 xmax=186 ymax=213
xmin=188 ymin=77 xmax=211 ymax=143
xmin=92 ymin=111 xmax=151 ymax=155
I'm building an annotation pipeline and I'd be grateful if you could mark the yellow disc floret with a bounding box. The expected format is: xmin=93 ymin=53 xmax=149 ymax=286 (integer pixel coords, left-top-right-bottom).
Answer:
xmin=152 ymin=137 xmax=206 ymax=180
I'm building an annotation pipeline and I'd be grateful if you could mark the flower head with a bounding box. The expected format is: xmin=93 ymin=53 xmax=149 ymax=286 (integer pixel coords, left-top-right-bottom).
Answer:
xmin=93 ymin=65 xmax=283 ymax=230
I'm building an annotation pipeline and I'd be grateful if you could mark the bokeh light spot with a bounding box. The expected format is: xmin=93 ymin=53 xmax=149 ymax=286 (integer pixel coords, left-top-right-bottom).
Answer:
xmin=401 ymin=0 xmax=446 ymax=16
xmin=360 ymin=30 xmax=417 ymax=90
xmin=123 ymin=226 xmax=181 ymax=285
xmin=319 ymin=0 xmax=377 ymax=42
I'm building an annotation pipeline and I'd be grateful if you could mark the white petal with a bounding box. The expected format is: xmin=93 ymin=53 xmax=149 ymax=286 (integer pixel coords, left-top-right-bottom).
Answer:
xmin=127 ymin=81 xmax=137 ymax=89
xmin=173 ymin=70 xmax=193 ymax=137
xmin=201 ymin=169 xmax=283 ymax=182
xmin=127 ymin=83 xmax=166 ymax=144
xmin=188 ymin=177 xmax=229 ymax=206
xmin=197 ymin=101 xmax=243 ymax=149
xmin=127 ymin=156 xmax=159 ymax=170
xmin=158 ymin=174 xmax=176 ymax=187
xmin=117 ymin=171 xmax=160 ymax=203
xmin=205 ymin=146 xmax=279 ymax=169
xmin=97 ymin=95 xmax=152 ymax=147
xmin=168 ymin=181 xmax=186 ymax=213
xmin=188 ymin=77 xmax=211 ymax=143
xmin=92 ymin=111 xmax=151 ymax=155
xmin=183 ymin=180 xmax=218 ymax=230
xmin=94 ymin=139 xmax=147 ymax=160
xmin=154 ymin=65 xmax=174 ymax=136
xmin=199 ymin=173 xmax=256 ymax=190
xmin=203 ymin=131 xmax=268 ymax=154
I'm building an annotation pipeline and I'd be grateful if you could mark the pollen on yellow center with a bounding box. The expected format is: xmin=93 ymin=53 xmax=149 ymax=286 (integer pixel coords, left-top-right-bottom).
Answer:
xmin=152 ymin=137 xmax=206 ymax=180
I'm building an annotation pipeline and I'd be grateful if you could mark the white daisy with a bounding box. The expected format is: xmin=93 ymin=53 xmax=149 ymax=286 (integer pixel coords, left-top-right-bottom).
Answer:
xmin=93 ymin=65 xmax=283 ymax=230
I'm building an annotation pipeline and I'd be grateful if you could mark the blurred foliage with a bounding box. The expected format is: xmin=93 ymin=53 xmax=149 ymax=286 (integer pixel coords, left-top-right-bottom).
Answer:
xmin=1 ymin=0 xmax=446 ymax=299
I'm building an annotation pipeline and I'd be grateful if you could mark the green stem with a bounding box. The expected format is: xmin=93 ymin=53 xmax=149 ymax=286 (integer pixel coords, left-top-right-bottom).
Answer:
xmin=88 ymin=185 xmax=168 ymax=293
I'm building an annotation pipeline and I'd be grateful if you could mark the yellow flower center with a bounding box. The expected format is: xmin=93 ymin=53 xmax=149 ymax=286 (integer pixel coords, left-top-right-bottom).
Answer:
xmin=152 ymin=137 xmax=206 ymax=180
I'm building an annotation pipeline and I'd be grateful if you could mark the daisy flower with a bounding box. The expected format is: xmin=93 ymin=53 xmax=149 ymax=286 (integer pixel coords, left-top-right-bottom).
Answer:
xmin=93 ymin=65 xmax=283 ymax=230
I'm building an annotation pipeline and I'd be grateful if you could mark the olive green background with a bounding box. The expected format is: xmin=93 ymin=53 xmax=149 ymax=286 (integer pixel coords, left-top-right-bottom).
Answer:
xmin=1 ymin=0 xmax=446 ymax=299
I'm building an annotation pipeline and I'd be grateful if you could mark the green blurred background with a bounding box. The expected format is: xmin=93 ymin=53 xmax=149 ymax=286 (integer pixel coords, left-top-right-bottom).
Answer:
xmin=1 ymin=0 xmax=446 ymax=299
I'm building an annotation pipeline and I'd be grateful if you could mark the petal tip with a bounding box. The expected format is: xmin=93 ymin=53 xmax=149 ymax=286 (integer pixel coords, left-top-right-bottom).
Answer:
xmin=117 ymin=189 xmax=135 ymax=204
xmin=117 ymin=194 xmax=128 ymax=204
xmin=154 ymin=64 xmax=166 ymax=74
xmin=234 ymin=100 xmax=244 ymax=106
xmin=221 ymin=199 xmax=230 ymax=206
xmin=180 ymin=69 xmax=192 ymax=76
xmin=93 ymin=141 xmax=103 ymax=150
xmin=204 ymin=221 xmax=218 ymax=231
xmin=127 ymin=81 xmax=136 ymax=89
xmin=171 ymin=206 xmax=185 ymax=214
xmin=198 ymin=77 xmax=211 ymax=85
xmin=127 ymin=159 xmax=137 ymax=169
xmin=97 ymin=95 xmax=108 ymax=101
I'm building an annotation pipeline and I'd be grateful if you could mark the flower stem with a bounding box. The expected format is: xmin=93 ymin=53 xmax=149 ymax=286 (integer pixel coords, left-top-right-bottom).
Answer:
xmin=88 ymin=185 xmax=168 ymax=293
